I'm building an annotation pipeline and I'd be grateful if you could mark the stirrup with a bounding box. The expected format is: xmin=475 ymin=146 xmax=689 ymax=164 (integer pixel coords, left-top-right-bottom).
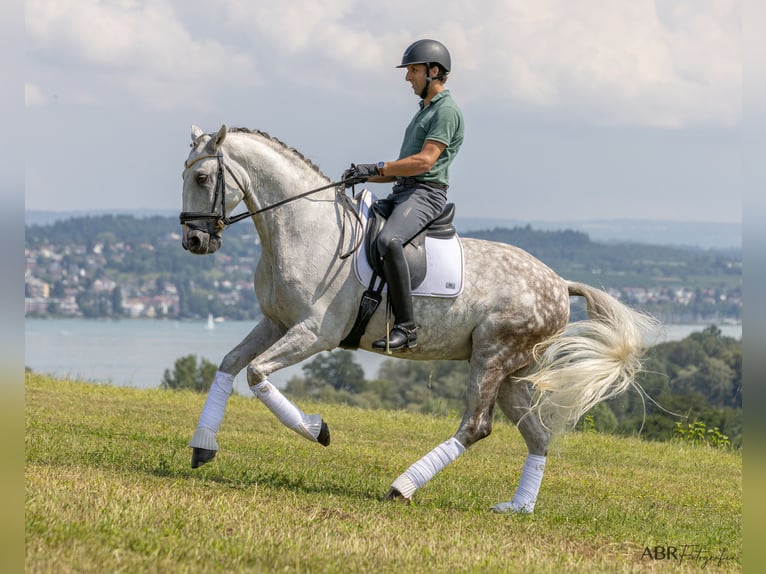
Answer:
xmin=372 ymin=323 xmax=418 ymax=352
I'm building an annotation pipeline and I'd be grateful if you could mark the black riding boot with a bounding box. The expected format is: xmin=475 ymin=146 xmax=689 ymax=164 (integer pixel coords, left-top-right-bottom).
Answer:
xmin=372 ymin=242 xmax=417 ymax=351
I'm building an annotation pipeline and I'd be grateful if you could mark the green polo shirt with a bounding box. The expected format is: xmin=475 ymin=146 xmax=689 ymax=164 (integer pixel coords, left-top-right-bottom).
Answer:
xmin=398 ymin=89 xmax=464 ymax=187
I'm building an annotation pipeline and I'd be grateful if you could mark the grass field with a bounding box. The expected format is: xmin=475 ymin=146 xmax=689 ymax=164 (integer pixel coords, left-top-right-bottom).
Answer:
xmin=25 ymin=373 xmax=741 ymax=573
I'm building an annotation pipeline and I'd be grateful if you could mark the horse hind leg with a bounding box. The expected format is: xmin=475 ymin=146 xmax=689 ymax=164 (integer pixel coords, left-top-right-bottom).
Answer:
xmin=491 ymin=376 xmax=550 ymax=513
xmin=385 ymin=353 xmax=504 ymax=502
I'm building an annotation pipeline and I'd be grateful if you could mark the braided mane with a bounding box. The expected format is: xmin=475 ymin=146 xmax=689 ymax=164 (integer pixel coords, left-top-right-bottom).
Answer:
xmin=227 ymin=127 xmax=327 ymax=179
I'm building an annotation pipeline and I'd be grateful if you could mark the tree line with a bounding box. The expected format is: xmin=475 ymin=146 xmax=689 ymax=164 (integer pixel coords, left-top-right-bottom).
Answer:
xmin=26 ymin=216 xmax=742 ymax=284
xmin=470 ymin=225 xmax=741 ymax=284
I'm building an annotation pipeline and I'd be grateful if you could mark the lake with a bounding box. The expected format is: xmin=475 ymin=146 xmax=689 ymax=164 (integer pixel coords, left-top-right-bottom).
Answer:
xmin=25 ymin=318 xmax=742 ymax=396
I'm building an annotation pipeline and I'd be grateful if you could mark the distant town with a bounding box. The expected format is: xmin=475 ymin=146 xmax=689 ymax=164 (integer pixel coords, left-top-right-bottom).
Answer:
xmin=25 ymin=214 xmax=742 ymax=324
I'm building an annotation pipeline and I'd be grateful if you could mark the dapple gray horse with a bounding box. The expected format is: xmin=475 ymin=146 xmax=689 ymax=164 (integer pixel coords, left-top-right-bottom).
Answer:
xmin=181 ymin=125 xmax=657 ymax=513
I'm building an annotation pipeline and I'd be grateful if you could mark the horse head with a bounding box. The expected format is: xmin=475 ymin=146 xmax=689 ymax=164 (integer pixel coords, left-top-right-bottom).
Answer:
xmin=180 ymin=125 xmax=248 ymax=254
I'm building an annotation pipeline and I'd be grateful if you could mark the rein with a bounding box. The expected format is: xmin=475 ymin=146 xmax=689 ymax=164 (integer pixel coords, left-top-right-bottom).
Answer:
xmin=180 ymin=153 xmax=363 ymax=258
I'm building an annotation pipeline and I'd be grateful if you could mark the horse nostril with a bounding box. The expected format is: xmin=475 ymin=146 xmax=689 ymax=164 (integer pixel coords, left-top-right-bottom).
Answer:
xmin=189 ymin=236 xmax=202 ymax=249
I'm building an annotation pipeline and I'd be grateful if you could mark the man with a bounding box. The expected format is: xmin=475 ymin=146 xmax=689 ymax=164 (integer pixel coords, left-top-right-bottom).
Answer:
xmin=344 ymin=39 xmax=464 ymax=352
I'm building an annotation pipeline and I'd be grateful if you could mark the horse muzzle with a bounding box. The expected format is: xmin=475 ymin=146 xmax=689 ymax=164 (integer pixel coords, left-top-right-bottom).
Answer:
xmin=182 ymin=227 xmax=223 ymax=254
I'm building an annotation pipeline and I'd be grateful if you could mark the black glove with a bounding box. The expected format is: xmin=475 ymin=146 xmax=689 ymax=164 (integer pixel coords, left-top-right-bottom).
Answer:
xmin=342 ymin=163 xmax=379 ymax=187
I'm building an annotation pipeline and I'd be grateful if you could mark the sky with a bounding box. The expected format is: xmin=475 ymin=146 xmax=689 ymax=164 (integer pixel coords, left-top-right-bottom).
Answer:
xmin=24 ymin=0 xmax=742 ymax=224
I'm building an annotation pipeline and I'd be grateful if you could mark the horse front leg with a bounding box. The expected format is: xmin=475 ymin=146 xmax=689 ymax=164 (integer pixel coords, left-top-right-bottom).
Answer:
xmin=243 ymin=320 xmax=335 ymax=445
xmin=385 ymin=354 xmax=504 ymax=503
xmin=189 ymin=318 xmax=283 ymax=468
xmin=491 ymin=377 xmax=550 ymax=513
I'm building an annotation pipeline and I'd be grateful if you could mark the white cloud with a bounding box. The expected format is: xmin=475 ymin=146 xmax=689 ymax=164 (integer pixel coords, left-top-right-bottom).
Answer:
xmin=25 ymin=0 xmax=740 ymax=125
xmin=25 ymin=82 xmax=47 ymax=108
xmin=218 ymin=0 xmax=741 ymax=128
xmin=26 ymin=0 xmax=259 ymax=110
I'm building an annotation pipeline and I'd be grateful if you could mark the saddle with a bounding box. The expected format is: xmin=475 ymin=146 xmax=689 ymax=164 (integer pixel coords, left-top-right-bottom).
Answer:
xmin=364 ymin=201 xmax=457 ymax=289
xmin=340 ymin=196 xmax=459 ymax=350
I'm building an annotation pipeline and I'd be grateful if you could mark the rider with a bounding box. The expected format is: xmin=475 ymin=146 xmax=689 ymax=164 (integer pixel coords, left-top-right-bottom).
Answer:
xmin=344 ymin=39 xmax=464 ymax=352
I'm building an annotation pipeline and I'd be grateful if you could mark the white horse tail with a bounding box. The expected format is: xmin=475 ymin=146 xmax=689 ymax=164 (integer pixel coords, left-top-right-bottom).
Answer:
xmin=525 ymin=281 xmax=660 ymax=434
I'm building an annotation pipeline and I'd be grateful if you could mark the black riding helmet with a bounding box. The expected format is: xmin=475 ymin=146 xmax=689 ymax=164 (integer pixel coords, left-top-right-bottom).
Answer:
xmin=396 ymin=39 xmax=451 ymax=99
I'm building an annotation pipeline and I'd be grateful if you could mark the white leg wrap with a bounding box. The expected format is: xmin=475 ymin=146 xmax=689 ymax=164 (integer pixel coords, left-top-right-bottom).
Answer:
xmin=189 ymin=426 xmax=219 ymax=451
xmin=390 ymin=437 xmax=466 ymax=499
xmin=189 ymin=371 xmax=234 ymax=450
xmin=251 ymin=380 xmax=323 ymax=442
xmin=491 ymin=454 xmax=546 ymax=514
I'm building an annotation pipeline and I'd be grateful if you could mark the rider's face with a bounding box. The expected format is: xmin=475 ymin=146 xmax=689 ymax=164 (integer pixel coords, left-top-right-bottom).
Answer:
xmin=405 ymin=64 xmax=430 ymax=96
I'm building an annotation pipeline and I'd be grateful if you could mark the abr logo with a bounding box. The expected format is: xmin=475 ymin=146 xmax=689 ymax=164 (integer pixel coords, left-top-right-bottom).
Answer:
xmin=641 ymin=546 xmax=678 ymax=561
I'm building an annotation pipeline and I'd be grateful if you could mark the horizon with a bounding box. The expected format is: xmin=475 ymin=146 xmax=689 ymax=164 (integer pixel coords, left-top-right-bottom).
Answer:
xmin=24 ymin=207 xmax=742 ymax=226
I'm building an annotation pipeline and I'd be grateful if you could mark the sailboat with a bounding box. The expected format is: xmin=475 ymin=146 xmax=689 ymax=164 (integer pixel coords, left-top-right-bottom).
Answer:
xmin=206 ymin=313 xmax=215 ymax=330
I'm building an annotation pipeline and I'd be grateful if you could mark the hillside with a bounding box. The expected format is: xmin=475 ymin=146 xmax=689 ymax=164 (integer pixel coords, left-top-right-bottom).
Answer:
xmin=25 ymin=214 xmax=742 ymax=323
xmin=26 ymin=210 xmax=742 ymax=250
xmin=26 ymin=374 xmax=741 ymax=573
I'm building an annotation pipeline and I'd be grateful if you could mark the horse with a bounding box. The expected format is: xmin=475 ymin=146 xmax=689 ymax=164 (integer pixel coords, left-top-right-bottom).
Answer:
xmin=180 ymin=124 xmax=658 ymax=513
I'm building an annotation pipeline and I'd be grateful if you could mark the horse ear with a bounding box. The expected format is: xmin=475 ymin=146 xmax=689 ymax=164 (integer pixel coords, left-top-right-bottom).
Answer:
xmin=212 ymin=125 xmax=227 ymax=150
xmin=191 ymin=125 xmax=204 ymax=141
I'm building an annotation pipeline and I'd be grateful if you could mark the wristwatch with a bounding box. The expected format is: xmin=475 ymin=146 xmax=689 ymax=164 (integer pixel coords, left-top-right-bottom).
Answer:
xmin=377 ymin=161 xmax=385 ymax=176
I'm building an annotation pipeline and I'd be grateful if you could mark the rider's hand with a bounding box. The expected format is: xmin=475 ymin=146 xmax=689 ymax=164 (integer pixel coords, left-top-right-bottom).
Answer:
xmin=342 ymin=163 xmax=379 ymax=187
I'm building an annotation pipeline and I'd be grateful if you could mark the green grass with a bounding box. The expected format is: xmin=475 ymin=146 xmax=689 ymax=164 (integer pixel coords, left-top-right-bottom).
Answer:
xmin=26 ymin=374 xmax=741 ymax=573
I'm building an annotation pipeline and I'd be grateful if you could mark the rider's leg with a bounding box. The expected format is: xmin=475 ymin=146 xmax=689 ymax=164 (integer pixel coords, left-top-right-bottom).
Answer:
xmin=371 ymin=187 xmax=443 ymax=351
xmin=372 ymin=239 xmax=417 ymax=351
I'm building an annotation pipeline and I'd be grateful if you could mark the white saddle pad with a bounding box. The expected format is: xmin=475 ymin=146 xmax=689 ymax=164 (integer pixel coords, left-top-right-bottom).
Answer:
xmin=352 ymin=189 xmax=464 ymax=298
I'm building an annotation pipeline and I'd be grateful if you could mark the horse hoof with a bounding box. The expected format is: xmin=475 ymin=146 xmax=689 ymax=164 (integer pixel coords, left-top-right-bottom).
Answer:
xmin=317 ymin=422 xmax=331 ymax=446
xmin=384 ymin=488 xmax=411 ymax=504
xmin=191 ymin=447 xmax=217 ymax=468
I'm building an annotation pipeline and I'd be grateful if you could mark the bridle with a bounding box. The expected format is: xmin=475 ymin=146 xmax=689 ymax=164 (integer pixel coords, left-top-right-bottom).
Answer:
xmin=179 ymin=153 xmax=247 ymax=232
xmin=179 ymin=151 xmax=363 ymax=257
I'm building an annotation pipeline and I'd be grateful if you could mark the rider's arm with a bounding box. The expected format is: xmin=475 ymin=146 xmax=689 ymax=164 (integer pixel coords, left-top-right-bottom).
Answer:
xmin=367 ymin=139 xmax=447 ymax=182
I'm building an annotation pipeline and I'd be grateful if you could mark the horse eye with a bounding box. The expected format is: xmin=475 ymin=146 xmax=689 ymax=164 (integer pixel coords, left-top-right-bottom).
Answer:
xmin=196 ymin=173 xmax=209 ymax=185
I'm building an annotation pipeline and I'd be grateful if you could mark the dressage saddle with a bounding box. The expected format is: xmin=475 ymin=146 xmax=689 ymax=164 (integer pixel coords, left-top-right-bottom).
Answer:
xmin=364 ymin=201 xmax=457 ymax=289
